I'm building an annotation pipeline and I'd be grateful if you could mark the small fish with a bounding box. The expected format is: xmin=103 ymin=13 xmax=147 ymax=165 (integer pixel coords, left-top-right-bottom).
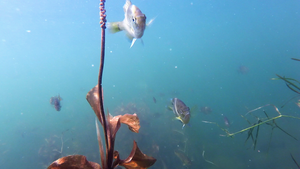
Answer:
xmin=108 ymin=0 xmax=153 ymax=48
xmin=169 ymin=98 xmax=191 ymax=128
xmin=223 ymin=116 xmax=230 ymax=127
xmin=50 ymin=95 xmax=62 ymax=111
xmin=200 ymin=106 xmax=212 ymax=114
xmin=174 ymin=150 xmax=192 ymax=166
xmin=153 ymin=97 xmax=156 ymax=103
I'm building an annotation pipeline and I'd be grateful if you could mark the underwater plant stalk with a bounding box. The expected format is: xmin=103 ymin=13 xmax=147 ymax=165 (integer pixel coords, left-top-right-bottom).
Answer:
xmin=98 ymin=0 xmax=110 ymax=167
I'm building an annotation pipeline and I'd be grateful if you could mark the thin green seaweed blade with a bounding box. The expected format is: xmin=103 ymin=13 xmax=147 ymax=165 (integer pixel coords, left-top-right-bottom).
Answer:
xmin=245 ymin=127 xmax=254 ymax=145
xmin=286 ymin=83 xmax=300 ymax=94
xmin=253 ymin=120 xmax=261 ymax=150
xmin=267 ymin=127 xmax=274 ymax=153
xmin=276 ymin=74 xmax=300 ymax=91
xmin=291 ymin=153 xmax=300 ymax=169
xmin=275 ymin=123 xmax=298 ymax=141
xmin=281 ymin=95 xmax=300 ymax=108
xmin=291 ymin=58 xmax=300 ymax=62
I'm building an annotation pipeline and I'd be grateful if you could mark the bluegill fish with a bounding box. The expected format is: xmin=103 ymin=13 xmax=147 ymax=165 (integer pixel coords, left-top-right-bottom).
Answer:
xmin=169 ymin=98 xmax=191 ymax=128
xmin=108 ymin=0 xmax=153 ymax=48
xmin=174 ymin=149 xmax=192 ymax=166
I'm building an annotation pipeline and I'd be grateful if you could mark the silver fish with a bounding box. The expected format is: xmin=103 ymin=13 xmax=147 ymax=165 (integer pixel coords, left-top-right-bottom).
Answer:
xmin=223 ymin=116 xmax=230 ymax=127
xmin=108 ymin=0 xmax=152 ymax=48
xmin=170 ymin=98 xmax=191 ymax=128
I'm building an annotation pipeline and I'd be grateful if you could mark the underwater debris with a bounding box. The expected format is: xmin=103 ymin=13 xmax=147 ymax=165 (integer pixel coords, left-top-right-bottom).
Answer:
xmin=202 ymin=150 xmax=217 ymax=166
xmin=237 ymin=65 xmax=249 ymax=74
xmin=153 ymin=97 xmax=156 ymax=103
xmin=50 ymin=95 xmax=62 ymax=111
xmin=174 ymin=149 xmax=191 ymax=166
xmin=200 ymin=106 xmax=212 ymax=115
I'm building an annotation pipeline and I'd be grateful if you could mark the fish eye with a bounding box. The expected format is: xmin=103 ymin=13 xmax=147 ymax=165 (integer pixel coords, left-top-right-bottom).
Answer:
xmin=132 ymin=17 xmax=135 ymax=22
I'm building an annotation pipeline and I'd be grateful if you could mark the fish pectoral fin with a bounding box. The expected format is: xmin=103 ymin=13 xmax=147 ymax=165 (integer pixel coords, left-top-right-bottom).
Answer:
xmin=167 ymin=106 xmax=173 ymax=111
xmin=107 ymin=22 xmax=123 ymax=33
xmin=171 ymin=117 xmax=177 ymax=121
xmin=130 ymin=38 xmax=137 ymax=48
xmin=146 ymin=17 xmax=156 ymax=27
xmin=176 ymin=117 xmax=184 ymax=123
xmin=182 ymin=124 xmax=186 ymax=129
xmin=172 ymin=117 xmax=182 ymax=122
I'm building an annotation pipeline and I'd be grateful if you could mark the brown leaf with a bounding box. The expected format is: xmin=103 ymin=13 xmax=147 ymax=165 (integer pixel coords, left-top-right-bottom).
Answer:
xmin=107 ymin=114 xmax=122 ymax=142
xmin=86 ymin=85 xmax=104 ymax=124
xmin=47 ymin=155 xmax=101 ymax=169
xmin=87 ymin=85 xmax=140 ymax=133
xmin=119 ymin=114 xmax=140 ymax=133
xmin=110 ymin=114 xmax=140 ymax=133
xmin=119 ymin=141 xmax=156 ymax=169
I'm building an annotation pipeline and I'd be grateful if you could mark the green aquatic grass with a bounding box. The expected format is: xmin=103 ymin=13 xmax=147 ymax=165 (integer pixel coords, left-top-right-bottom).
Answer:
xmin=203 ymin=104 xmax=300 ymax=151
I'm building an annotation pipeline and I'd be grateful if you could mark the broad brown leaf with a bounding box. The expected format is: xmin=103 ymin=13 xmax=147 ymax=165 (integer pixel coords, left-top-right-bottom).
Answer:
xmin=47 ymin=155 xmax=101 ymax=169
xmin=86 ymin=85 xmax=141 ymax=134
xmin=118 ymin=141 xmax=156 ymax=169
xmin=111 ymin=114 xmax=140 ymax=133
xmin=86 ymin=85 xmax=104 ymax=124
xmin=107 ymin=114 xmax=122 ymax=145
xmin=119 ymin=113 xmax=140 ymax=133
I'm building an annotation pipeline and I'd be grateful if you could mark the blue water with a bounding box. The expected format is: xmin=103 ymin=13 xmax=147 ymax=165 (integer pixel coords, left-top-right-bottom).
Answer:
xmin=1 ymin=0 xmax=300 ymax=168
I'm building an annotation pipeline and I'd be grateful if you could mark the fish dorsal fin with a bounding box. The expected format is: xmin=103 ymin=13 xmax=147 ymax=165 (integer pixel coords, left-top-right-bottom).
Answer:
xmin=123 ymin=0 xmax=132 ymax=12
xmin=130 ymin=38 xmax=137 ymax=48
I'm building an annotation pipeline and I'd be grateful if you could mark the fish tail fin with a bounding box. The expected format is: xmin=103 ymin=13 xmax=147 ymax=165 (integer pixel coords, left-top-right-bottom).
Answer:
xmin=107 ymin=22 xmax=122 ymax=33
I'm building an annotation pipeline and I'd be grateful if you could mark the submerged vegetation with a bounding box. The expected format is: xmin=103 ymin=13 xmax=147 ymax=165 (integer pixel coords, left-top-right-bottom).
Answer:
xmin=203 ymin=58 xmax=300 ymax=157
xmin=39 ymin=0 xmax=299 ymax=167
xmin=272 ymin=58 xmax=300 ymax=108
xmin=47 ymin=0 xmax=156 ymax=168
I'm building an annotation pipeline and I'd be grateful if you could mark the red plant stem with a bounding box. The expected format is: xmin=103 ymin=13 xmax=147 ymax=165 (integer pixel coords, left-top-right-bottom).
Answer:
xmin=98 ymin=0 xmax=111 ymax=168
